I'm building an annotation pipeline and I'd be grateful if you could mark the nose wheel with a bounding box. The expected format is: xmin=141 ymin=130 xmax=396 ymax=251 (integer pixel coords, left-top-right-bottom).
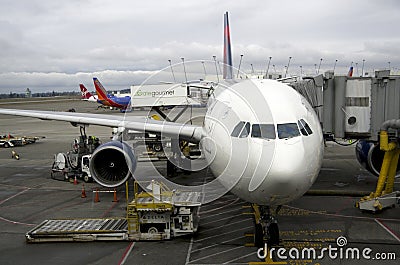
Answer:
xmin=252 ymin=204 xmax=280 ymax=247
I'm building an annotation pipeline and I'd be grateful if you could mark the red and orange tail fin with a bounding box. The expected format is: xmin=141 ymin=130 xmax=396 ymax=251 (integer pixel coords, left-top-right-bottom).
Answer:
xmin=93 ymin=77 xmax=108 ymax=100
xmin=223 ymin=11 xmax=233 ymax=79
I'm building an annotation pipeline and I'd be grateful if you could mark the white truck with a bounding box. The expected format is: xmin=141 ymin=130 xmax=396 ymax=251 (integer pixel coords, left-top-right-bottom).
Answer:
xmin=51 ymin=152 xmax=92 ymax=183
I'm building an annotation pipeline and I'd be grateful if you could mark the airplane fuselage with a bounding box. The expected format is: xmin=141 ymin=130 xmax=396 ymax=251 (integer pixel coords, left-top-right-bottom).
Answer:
xmin=202 ymin=79 xmax=324 ymax=206
xmin=97 ymin=95 xmax=131 ymax=109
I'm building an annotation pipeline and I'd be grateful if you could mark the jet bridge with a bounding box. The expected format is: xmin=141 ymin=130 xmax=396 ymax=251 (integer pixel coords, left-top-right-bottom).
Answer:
xmin=291 ymin=70 xmax=400 ymax=141
xmin=290 ymin=70 xmax=400 ymax=212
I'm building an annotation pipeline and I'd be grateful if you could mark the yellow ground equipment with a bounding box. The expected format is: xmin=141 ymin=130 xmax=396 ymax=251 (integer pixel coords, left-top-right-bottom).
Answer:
xmin=26 ymin=180 xmax=201 ymax=243
xmin=357 ymin=121 xmax=400 ymax=212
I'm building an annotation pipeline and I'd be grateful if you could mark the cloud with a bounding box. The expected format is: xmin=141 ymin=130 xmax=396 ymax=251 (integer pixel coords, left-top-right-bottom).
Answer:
xmin=0 ymin=0 xmax=399 ymax=92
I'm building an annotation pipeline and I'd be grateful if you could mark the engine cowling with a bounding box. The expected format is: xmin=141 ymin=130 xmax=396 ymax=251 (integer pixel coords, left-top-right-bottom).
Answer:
xmin=89 ymin=141 xmax=137 ymax=187
xmin=355 ymin=140 xmax=400 ymax=176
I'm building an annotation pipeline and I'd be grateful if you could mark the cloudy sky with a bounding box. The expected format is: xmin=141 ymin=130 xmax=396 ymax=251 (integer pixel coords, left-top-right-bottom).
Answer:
xmin=1 ymin=0 xmax=400 ymax=93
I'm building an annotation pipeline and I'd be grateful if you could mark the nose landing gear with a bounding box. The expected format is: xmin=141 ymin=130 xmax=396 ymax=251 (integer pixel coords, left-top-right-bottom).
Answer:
xmin=252 ymin=204 xmax=280 ymax=248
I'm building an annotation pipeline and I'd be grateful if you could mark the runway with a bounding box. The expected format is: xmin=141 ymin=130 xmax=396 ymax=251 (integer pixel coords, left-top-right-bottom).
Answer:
xmin=0 ymin=98 xmax=399 ymax=264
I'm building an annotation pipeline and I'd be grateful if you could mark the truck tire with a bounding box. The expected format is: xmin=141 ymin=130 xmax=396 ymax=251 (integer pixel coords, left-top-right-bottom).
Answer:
xmin=83 ymin=174 xmax=91 ymax=183
xmin=153 ymin=143 xmax=163 ymax=152
xmin=4 ymin=142 xmax=10 ymax=148
xmin=148 ymin=227 xmax=158 ymax=234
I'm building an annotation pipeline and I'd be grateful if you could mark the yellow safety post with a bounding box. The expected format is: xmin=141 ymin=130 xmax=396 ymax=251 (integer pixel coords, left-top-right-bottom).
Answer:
xmin=373 ymin=149 xmax=394 ymax=197
xmin=379 ymin=131 xmax=396 ymax=152
xmin=358 ymin=130 xmax=400 ymax=211
xmin=385 ymin=148 xmax=400 ymax=194
xmin=373 ymin=130 xmax=398 ymax=197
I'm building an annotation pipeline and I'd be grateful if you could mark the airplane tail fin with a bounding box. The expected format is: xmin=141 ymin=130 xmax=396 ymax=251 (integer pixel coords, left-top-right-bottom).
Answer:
xmin=223 ymin=11 xmax=233 ymax=79
xmin=93 ymin=78 xmax=109 ymax=100
xmin=79 ymin=84 xmax=93 ymax=99
xmin=348 ymin=66 xmax=354 ymax=77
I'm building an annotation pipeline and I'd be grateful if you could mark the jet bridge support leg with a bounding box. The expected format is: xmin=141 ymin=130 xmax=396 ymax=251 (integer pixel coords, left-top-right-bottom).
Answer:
xmin=152 ymin=106 xmax=189 ymax=122
xmin=357 ymin=129 xmax=400 ymax=212
xmin=152 ymin=106 xmax=191 ymax=177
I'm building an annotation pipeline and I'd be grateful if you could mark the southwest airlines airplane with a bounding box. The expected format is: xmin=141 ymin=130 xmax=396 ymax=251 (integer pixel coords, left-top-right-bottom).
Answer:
xmin=93 ymin=77 xmax=131 ymax=111
xmin=0 ymin=12 xmax=323 ymax=246
xmin=79 ymin=79 xmax=131 ymax=111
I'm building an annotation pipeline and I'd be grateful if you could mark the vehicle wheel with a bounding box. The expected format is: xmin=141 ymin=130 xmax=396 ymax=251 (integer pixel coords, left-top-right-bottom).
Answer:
xmin=153 ymin=143 xmax=163 ymax=152
xmin=267 ymin=223 xmax=279 ymax=245
xmin=254 ymin=223 xmax=264 ymax=248
xmin=83 ymin=174 xmax=90 ymax=183
xmin=4 ymin=142 xmax=10 ymax=148
xmin=148 ymin=227 xmax=158 ymax=234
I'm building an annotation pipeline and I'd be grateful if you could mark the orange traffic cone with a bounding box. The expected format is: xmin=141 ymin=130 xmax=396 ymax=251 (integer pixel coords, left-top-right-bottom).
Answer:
xmin=94 ymin=188 xmax=100 ymax=203
xmin=81 ymin=184 xmax=87 ymax=198
xmin=73 ymin=176 xmax=78 ymax=185
xmin=112 ymin=189 xmax=119 ymax=202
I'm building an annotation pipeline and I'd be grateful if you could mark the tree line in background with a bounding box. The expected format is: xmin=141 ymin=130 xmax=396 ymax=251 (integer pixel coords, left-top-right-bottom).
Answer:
xmin=0 ymin=91 xmax=80 ymax=99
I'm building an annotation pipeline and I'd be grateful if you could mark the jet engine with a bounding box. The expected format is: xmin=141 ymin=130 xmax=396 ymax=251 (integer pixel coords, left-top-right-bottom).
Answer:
xmin=89 ymin=141 xmax=137 ymax=187
xmin=355 ymin=140 xmax=400 ymax=176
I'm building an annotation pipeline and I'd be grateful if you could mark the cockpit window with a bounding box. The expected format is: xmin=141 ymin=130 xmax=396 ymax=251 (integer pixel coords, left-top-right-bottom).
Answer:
xmin=239 ymin=122 xmax=250 ymax=138
xmin=251 ymin=124 xmax=276 ymax=139
xmin=231 ymin=121 xmax=245 ymax=137
xmin=298 ymin=119 xmax=313 ymax=136
xmin=277 ymin=123 xmax=300 ymax=139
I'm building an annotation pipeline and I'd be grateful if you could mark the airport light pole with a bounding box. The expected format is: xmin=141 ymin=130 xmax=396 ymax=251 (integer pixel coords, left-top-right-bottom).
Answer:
xmin=265 ymin=56 xmax=272 ymax=79
xmin=317 ymin=58 xmax=322 ymax=74
xmin=201 ymin=61 xmax=207 ymax=79
xmin=333 ymin=59 xmax=338 ymax=73
xmin=356 ymin=62 xmax=359 ymax=76
xmin=168 ymin=59 xmax=176 ymax=83
xmin=181 ymin=57 xmax=188 ymax=83
xmin=237 ymin=54 xmax=243 ymax=78
xmin=285 ymin=56 xmax=292 ymax=78
xmin=361 ymin=59 xmax=365 ymax=77
xmin=213 ymin=56 xmax=219 ymax=83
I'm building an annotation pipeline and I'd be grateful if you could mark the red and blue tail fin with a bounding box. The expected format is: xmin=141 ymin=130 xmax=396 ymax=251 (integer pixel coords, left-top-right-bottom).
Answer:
xmin=223 ymin=11 xmax=233 ymax=79
xmin=347 ymin=66 xmax=354 ymax=77
xmin=79 ymin=84 xmax=93 ymax=99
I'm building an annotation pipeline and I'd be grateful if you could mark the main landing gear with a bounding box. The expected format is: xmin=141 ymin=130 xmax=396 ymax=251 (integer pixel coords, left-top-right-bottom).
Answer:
xmin=252 ymin=204 xmax=280 ymax=248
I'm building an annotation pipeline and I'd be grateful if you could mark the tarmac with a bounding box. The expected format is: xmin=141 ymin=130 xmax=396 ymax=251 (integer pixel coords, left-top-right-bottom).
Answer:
xmin=0 ymin=98 xmax=399 ymax=265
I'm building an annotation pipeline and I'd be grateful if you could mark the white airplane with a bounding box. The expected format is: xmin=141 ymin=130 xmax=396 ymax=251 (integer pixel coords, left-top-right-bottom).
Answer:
xmin=0 ymin=12 xmax=324 ymax=246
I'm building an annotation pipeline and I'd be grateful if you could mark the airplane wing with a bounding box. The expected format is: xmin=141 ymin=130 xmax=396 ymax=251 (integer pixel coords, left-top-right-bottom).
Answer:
xmin=0 ymin=108 xmax=204 ymax=143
